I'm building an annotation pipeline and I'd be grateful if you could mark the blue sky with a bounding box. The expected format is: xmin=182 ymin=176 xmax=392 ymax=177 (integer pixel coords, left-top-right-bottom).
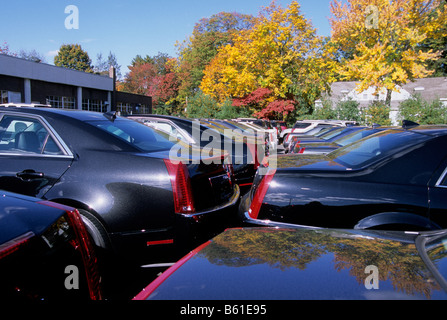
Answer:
xmin=1 ymin=0 xmax=332 ymax=75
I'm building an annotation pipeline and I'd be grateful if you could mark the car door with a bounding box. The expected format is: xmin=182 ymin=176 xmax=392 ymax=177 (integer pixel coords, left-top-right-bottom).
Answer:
xmin=0 ymin=112 xmax=73 ymax=198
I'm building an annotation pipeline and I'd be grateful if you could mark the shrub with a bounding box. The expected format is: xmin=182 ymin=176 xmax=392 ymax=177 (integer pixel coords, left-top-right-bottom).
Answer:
xmin=399 ymin=94 xmax=447 ymax=124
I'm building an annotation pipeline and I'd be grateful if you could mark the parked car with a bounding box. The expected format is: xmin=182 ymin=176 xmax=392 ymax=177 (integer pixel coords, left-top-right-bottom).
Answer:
xmin=240 ymin=123 xmax=447 ymax=231
xmin=0 ymin=190 xmax=102 ymax=300
xmin=279 ymin=119 xmax=356 ymax=143
xmin=201 ymin=119 xmax=272 ymax=157
xmin=282 ymin=125 xmax=342 ymax=151
xmin=134 ymin=226 xmax=447 ymax=300
xmin=285 ymin=125 xmax=366 ymax=153
xmin=0 ymin=103 xmax=52 ymax=108
xmin=291 ymin=126 xmax=385 ymax=154
xmin=128 ymin=115 xmax=263 ymax=193
xmin=234 ymin=118 xmax=277 ymax=151
xmin=0 ymin=107 xmax=240 ymax=267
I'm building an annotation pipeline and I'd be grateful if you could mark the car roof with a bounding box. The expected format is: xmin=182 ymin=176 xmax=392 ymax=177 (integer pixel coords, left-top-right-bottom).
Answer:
xmin=0 ymin=106 xmax=118 ymax=122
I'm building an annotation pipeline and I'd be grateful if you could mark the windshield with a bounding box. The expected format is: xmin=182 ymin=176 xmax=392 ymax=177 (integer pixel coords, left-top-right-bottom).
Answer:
xmin=87 ymin=119 xmax=176 ymax=152
xmin=335 ymin=128 xmax=381 ymax=147
xmin=320 ymin=127 xmax=345 ymax=140
xmin=329 ymin=129 xmax=430 ymax=169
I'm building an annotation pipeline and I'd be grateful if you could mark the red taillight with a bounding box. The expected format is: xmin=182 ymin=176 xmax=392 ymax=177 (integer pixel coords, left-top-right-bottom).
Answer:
xmin=0 ymin=232 xmax=34 ymax=260
xmin=248 ymin=168 xmax=276 ymax=220
xmin=38 ymin=201 xmax=102 ymax=300
xmin=164 ymin=159 xmax=195 ymax=214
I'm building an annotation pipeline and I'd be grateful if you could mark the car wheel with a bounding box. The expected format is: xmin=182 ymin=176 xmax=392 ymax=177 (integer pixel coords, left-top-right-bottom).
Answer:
xmin=78 ymin=209 xmax=112 ymax=250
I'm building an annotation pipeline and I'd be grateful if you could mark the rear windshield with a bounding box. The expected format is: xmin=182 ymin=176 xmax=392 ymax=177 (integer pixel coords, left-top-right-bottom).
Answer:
xmin=87 ymin=119 xmax=176 ymax=152
xmin=329 ymin=130 xmax=430 ymax=169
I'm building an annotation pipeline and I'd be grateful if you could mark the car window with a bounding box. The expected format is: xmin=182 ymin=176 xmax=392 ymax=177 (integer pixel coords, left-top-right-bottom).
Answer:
xmin=329 ymin=130 xmax=430 ymax=169
xmin=335 ymin=129 xmax=380 ymax=147
xmin=87 ymin=119 xmax=176 ymax=152
xmin=0 ymin=114 xmax=65 ymax=155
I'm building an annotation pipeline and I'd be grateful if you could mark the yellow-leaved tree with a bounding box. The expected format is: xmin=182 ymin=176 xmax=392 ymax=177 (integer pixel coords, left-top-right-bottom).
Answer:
xmin=330 ymin=0 xmax=446 ymax=105
xmin=200 ymin=1 xmax=336 ymax=118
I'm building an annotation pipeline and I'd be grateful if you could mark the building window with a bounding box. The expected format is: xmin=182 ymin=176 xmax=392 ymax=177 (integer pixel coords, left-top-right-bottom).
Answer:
xmin=116 ymin=103 xmax=133 ymax=115
xmin=46 ymin=96 xmax=76 ymax=109
xmin=1 ymin=90 xmax=22 ymax=103
xmin=1 ymin=90 xmax=8 ymax=104
xmin=82 ymin=99 xmax=107 ymax=113
xmin=136 ymin=104 xmax=150 ymax=114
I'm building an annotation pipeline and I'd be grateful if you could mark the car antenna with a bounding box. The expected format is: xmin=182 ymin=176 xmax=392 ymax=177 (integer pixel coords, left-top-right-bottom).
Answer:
xmin=104 ymin=111 xmax=117 ymax=122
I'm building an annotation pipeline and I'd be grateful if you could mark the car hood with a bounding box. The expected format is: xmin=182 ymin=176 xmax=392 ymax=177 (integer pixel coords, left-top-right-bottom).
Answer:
xmin=274 ymin=153 xmax=348 ymax=172
xmin=139 ymin=227 xmax=447 ymax=300
xmin=0 ymin=191 xmax=63 ymax=244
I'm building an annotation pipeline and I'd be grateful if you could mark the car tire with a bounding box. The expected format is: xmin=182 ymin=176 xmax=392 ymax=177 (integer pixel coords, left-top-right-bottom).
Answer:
xmin=78 ymin=209 xmax=112 ymax=250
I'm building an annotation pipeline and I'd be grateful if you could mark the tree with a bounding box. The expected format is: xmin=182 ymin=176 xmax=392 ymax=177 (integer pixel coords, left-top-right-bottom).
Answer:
xmin=175 ymin=12 xmax=257 ymax=105
xmin=399 ymin=94 xmax=447 ymax=124
xmin=200 ymin=1 xmax=334 ymax=120
xmin=330 ymin=0 xmax=446 ymax=106
xmin=17 ymin=49 xmax=46 ymax=63
xmin=54 ymin=44 xmax=93 ymax=72
xmin=94 ymin=51 xmax=122 ymax=79
xmin=122 ymin=54 xmax=180 ymax=114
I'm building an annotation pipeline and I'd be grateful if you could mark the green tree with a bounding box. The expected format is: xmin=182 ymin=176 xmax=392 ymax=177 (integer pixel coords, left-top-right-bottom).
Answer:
xmin=54 ymin=44 xmax=93 ymax=72
xmin=335 ymin=98 xmax=362 ymax=122
xmin=399 ymin=94 xmax=447 ymax=124
xmin=365 ymin=101 xmax=392 ymax=126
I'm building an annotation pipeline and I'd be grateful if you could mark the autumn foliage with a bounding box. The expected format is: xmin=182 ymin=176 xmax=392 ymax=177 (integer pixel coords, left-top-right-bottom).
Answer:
xmin=118 ymin=0 xmax=446 ymax=121
xmin=330 ymin=0 xmax=446 ymax=105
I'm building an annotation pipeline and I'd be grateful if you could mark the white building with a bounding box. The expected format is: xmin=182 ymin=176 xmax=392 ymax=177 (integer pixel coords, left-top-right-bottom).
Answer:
xmin=317 ymin=77 xmax=447 ymax=125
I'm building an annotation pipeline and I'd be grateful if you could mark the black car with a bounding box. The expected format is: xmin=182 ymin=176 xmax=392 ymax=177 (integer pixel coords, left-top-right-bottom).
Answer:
xmin=0 ymin=107 xmax=240 ymax=266
xmin=291 ymin=126 xmax=385 ymax=154
xmin=134 ymin=226 xmax=447 ymax=300
xmin=286 ymin=125 xmax=367 ymax=153
xmin=0 ymin=190 xmax=102 ymax=300
xmin=128 ymin=114 xmax=264 ymax=193
xmin=240 ymin=123 xmax=447 ymax=231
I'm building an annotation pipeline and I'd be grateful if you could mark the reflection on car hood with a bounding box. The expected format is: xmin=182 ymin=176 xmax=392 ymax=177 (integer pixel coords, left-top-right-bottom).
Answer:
xmin=144 ymin=227 xmax=447 ymax=300
xmin=0 ymin=191 xmax=63 ymax=244
xmin=275 ymin=153 xmax=348 ymax=171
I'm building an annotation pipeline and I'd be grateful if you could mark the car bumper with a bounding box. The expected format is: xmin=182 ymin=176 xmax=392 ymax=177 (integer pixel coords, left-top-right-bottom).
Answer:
xmin=111 ymin=185 xmax=241 ymax=264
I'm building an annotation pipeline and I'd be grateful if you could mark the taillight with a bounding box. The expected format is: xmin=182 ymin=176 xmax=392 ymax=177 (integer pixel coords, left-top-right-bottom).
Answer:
xmin=246 ymin=142 xmax=261 ymax=169
xmin=0 ymin=232 xmax=34 ymax=260
xmin=164 ymin=159 xmax=195 ymax=214
xmin=248 ymin=167 xmax=277 ymax=220
xmin=38 ymin=201 xmax=102 ymax=300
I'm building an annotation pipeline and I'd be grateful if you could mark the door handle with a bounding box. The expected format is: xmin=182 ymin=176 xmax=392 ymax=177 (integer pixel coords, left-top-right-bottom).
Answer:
xmin=16 ymin=170 xmax=45 ymax=180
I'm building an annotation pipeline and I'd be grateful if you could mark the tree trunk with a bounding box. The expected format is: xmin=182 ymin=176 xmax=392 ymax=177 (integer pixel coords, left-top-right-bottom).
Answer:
xmin=385 ymin=88 xmax=392 ymax=107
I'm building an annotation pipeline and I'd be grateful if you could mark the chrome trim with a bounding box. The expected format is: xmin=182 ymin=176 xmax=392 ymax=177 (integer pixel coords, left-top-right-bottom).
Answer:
xmin=0 ymin=111 xmax=74 ymax=158
xmin=181 ymin=184 xmax=240 ymax=217
xmin=435 ymin=166 xmax=447 ymax=189
xmin=243 ymin=211 xmax=323 ymax=230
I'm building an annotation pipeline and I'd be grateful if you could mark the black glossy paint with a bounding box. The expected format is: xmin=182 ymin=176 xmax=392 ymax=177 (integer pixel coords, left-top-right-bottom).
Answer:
xmin=0 ymin=107 xmax=240 ymax=264
xmin=136 ymin=227 xmax=447 ymax=300
xmin=128 ymin=114 xmax=261 ymax=192
xmin=240 ymin=126 xmax=447 ymax=231
xmin=0 ymin=191 xmax=101 ymax=300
